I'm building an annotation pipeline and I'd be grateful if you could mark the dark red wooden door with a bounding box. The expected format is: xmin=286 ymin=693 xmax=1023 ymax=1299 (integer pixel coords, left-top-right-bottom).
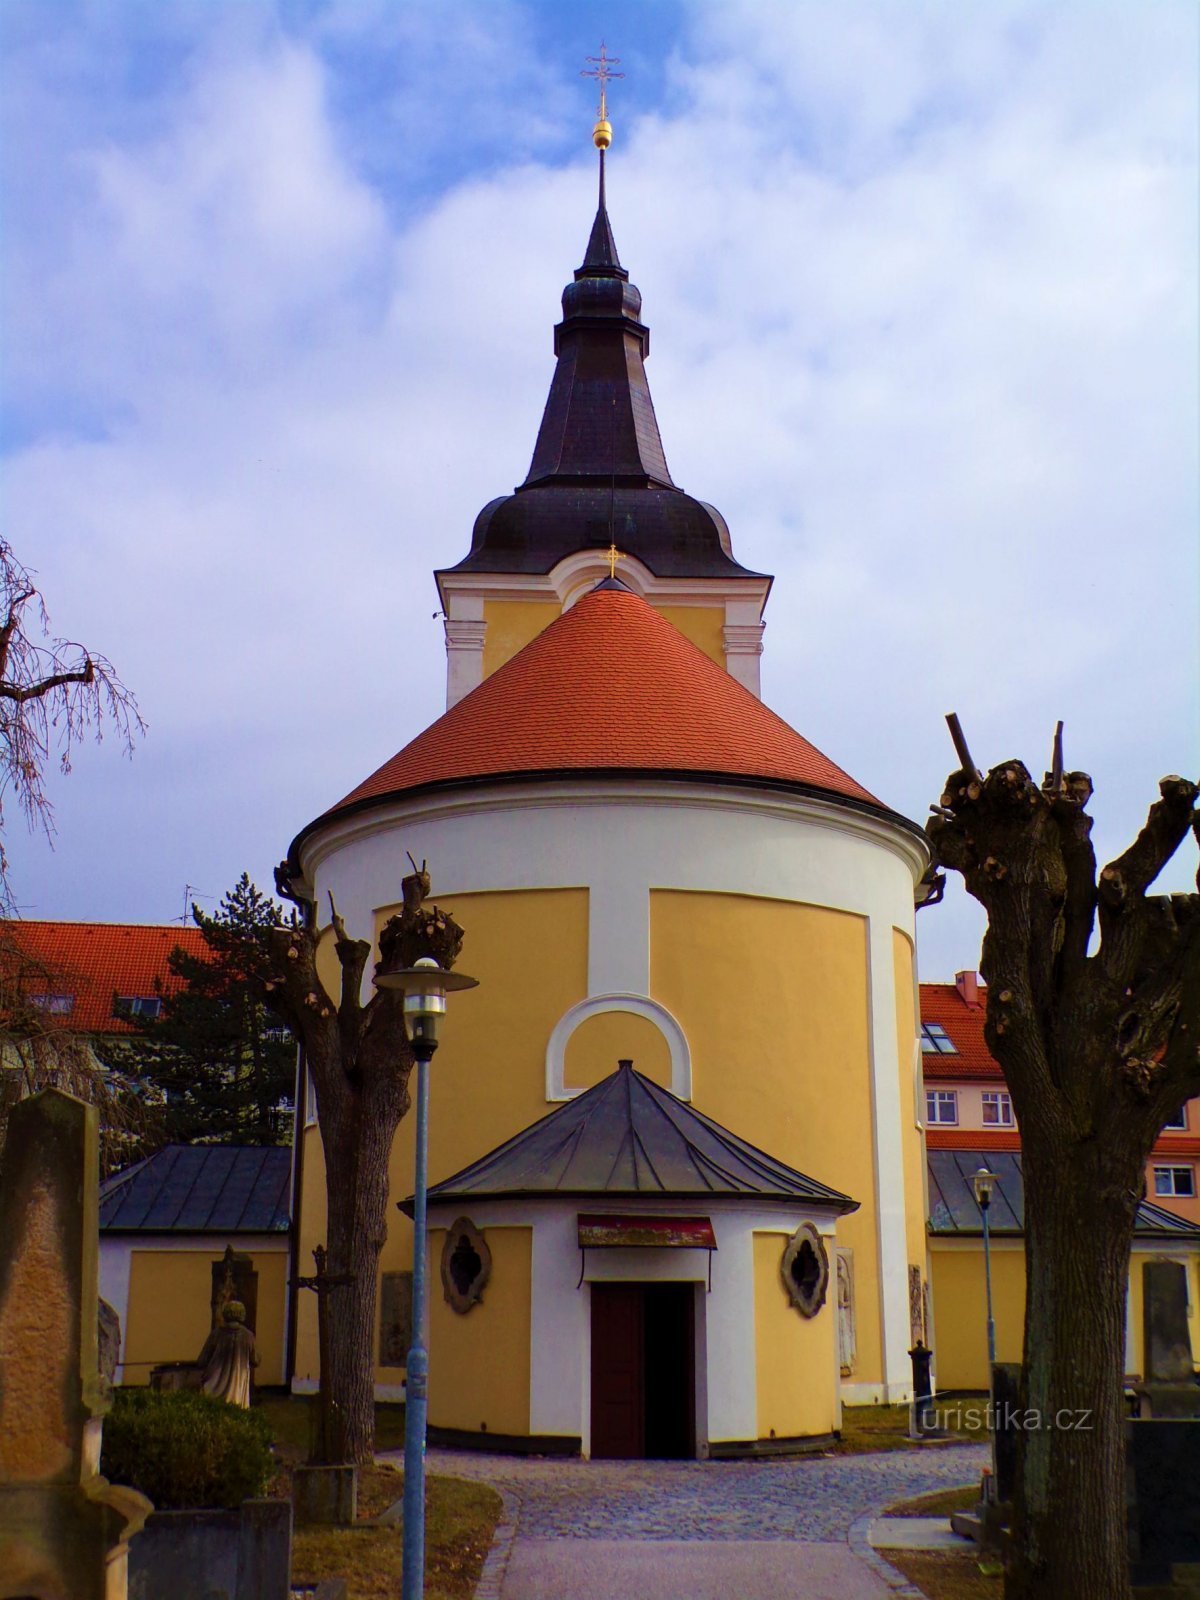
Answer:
xmin=590 ymin=1284 xmax=645 ymax=1459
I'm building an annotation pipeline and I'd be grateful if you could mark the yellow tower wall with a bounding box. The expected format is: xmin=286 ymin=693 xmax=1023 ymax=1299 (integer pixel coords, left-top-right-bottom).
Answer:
xmin=649 ymin=891 xmax=885 ymax=1389
xmin=478 ymin=599 xmax=728 ymax=681
xmin=428 ymin=1226 xmax=532 ymax=1435
xmin=655 ymin=605 xmax=725 ymax=667
xmin=753 ymin=1232 xmax=837 ymax=1438
xmin=482 ymin=599 xmax=560 ymax=679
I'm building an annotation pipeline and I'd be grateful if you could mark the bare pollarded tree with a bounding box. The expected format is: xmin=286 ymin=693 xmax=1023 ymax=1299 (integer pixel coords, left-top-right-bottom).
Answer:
xmin=0 ymin=538 xmax=144 ymax=910
xmin=928 ymin=717 xmax=1200 ymax=1600
xmin=265 ymin=860 xmax=465 ymax=1464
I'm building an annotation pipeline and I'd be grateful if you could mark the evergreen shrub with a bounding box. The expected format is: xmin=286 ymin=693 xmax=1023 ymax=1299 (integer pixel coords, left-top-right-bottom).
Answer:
xmin=100 ymin=1388 xmax=274 ymax=1509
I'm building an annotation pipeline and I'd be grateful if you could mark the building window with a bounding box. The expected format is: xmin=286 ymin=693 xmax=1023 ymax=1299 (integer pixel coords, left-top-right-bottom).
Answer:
xmin=982 ymin=1091 xmax=1014 ymax=1126
xmin=1164 ymin=1107 xmax=1188 ymax=1131
xmin=30 ymin=994 xmax=74 ymax=1015
xmin=114 ymin=996 xmax=162 ymax=1020
xmin=926 ymin=1089 xmax=959 ymax=1125
xmin=1154 ymin=1166 xmax=1196 ymax=1198
xmin=920 ymin=1022 xmax=958 ymax=1055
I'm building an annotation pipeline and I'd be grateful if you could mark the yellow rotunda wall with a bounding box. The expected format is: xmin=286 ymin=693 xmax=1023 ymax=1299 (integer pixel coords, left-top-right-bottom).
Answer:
xmin=893 ymin=929 xmax=930 ymax=1316
xmin=753 ymin=1231 xmax=837 ymax=1439
xmin=649 ymin=890 xmax=885 ymax=1390
xmin=428 ymin=1225 xmax=532 ymax=1436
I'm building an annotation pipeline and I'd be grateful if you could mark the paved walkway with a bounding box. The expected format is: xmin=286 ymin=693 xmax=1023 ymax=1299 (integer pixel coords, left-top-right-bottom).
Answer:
xmin=405 ymin=1442 xmax=988 ymax=1599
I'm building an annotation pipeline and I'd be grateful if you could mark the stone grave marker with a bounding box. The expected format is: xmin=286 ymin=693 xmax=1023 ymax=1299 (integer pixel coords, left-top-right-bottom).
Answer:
xmin=0 ymin=1088 xmax=151 ymax=1600
xmin=1144 ymin=1260 xmax=1194 ymax=1383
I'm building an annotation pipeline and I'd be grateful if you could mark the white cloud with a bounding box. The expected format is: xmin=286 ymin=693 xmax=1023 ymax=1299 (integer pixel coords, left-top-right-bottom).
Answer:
xmin=3 ymin=0 xmax=1196 ymax=984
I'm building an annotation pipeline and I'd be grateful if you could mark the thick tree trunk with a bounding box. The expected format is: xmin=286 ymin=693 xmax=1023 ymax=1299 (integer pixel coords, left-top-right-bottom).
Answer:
xmin=321 ymin=1090 xmax=399 ymax=1465
xmin=1008 ymin=1123 xmax=1141 ymax=1600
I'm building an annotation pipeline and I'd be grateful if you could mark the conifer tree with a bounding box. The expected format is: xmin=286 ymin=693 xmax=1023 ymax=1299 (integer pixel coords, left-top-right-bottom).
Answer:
xmin=123 ymin=874 xmax=296 ymax=1145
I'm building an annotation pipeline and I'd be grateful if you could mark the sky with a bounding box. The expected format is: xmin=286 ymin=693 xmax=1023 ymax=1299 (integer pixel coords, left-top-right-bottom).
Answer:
xmin=2 ymin=0 xmax=1197 ymax=982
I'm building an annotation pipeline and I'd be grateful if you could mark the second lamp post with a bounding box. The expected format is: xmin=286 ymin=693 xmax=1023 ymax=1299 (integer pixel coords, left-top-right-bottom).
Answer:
xmin=375 ymin=954 xmax=477 ymax=1600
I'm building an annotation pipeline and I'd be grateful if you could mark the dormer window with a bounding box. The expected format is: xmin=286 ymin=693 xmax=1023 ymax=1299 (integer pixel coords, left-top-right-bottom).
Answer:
xmin=114 ymin=996 xmax=162 ymax=1020
xmin=920 ymin=1022 xmax=958 ymax=1055
xmin=30 ymin=993 xmax=74 ymax=1015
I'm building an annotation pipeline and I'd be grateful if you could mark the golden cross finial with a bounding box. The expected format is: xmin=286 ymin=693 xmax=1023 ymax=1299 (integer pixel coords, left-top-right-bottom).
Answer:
xmin=582 ymin=43 xmax=623 ymax=144
xmin=606 ymin=541 xmax=622 ymax=579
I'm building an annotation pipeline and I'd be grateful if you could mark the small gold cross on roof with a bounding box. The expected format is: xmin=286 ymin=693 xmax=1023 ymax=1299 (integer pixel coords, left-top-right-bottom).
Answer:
xmin=581 ymin=42 xmax=623 ymax=121
xmin=606 ymin=541 xmax=622 ymax=579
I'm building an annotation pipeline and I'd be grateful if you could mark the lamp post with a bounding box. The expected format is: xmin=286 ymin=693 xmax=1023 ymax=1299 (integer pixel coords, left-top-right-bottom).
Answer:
xmin=972 ymin=1164 xmax=999 ymax=1484
xmin=375 ymin=954 xmax=477 ymax=1600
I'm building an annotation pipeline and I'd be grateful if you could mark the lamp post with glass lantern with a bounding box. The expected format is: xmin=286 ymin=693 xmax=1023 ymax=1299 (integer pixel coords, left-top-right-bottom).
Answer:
xmin=972 ymin=1164 xmax=999 ymax=1484
xmin=374 ymin=954 xmax=477 ymax=1600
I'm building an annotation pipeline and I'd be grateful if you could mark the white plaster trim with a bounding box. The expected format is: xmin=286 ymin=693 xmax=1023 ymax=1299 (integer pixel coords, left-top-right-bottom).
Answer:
xmin=545 ymin=993 xmax=692 ymax=1102
xmin=299 ymin=778 xmax=929 ymax=888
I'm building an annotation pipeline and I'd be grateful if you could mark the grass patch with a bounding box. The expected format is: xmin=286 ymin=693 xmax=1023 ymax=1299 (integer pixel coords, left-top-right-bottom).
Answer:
xmin=291 ymin=1474 xmax=502 ymax=1600
xmin=834 ymin=1402 xmax=990 ymax=1454
xmin=255 ymin=1395 xmax=407 ymax=1463
xmin=883 ymin=1550 xmax=1003 ymax=1599
xmin=884 ymin=1484 xmax=980 ymax=1518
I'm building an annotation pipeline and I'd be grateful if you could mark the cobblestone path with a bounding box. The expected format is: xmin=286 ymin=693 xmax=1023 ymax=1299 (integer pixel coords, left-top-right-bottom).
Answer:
xmin=426 ymin=1441 xmax=986 ymax=1542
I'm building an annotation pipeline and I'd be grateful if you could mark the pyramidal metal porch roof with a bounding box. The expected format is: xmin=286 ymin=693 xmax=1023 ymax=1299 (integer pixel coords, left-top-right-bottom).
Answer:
xmin=401 ymin=1063 xmax=857 ymax=1215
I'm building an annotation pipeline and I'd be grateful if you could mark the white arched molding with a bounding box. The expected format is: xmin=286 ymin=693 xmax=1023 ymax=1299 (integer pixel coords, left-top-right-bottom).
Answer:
xmin=545 ymin=994 xmax=692 ymax=1103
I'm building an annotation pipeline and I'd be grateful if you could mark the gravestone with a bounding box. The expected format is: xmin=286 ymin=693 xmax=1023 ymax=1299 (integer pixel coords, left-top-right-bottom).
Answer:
xmin=0 ymin=1089 xmax=151 ymax=1599
xmin=379 ymin=1270 xmax=413 ymax=1368
xmin=1144 ymin=1260 xmax=1194 ymax=1382
xmin=212 ymin=1246 xmax=259 ymax=1336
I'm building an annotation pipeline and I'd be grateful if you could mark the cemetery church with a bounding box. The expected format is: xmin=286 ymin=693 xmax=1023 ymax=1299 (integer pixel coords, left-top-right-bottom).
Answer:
xmin=287 ymin=127 xmax=933 ymax=1457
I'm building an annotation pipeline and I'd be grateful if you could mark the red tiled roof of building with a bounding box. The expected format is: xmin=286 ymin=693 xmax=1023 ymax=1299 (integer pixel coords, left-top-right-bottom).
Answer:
xmin=919 ymin=979 xmax=1004 ymax=1080
xmin=1 ymin=921 xmax=208 ymax=1034
xmin=323 ymin=583 xmax=887 ymax=821
xmin=921 ymin=978 xmax=1197 ymax=1159
xmin=925 ymin=1128 xmax=1023 ymax=1152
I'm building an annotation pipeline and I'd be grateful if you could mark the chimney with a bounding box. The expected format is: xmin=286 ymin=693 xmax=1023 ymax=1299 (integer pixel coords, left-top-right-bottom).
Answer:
xmin=955 ymin=970 xmax=981 ymax=1008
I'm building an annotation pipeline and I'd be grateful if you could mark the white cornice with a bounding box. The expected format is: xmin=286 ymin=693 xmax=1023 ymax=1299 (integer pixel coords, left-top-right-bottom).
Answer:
xmin=296 ymin=776 xmax=929 ymax=885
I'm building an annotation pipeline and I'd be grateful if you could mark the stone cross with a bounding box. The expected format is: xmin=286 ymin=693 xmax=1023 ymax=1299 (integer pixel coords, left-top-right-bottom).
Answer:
xmin=292 ymin=1245 xmax=354 ymax=1466
xmin=0 ymin=1088 xmax=151 ymax=1599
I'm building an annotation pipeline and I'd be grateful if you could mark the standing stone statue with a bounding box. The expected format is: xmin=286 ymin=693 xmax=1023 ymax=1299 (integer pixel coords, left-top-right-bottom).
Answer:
xmin=196 ymin=1299 xmax=258 ymax=1408
xmin=0 ymin=1088 xmax=151 ymax=1599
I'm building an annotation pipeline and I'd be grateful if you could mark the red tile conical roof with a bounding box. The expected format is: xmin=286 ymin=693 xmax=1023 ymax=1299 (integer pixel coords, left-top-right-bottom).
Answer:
xmin=323 ymin=582 xmax=885 ymax=822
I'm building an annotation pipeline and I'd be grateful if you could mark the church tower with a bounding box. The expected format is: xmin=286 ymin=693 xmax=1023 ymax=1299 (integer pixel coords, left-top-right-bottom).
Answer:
xmin=288 ymin=99 xmax=931 ymax=1455
xmin=436 ymin=147 xmax=771 ymax=706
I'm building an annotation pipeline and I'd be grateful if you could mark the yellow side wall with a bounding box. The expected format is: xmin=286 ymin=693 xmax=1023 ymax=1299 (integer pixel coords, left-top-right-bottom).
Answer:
xmin=650 ymin=892 xmax=885 ymax=1388
xmin=929 ymin=1245 xmax=1026 ymax=1390
xmin=482 ymin=599 xmax=560 ymax=679
xmin=428 ymin=1226 xmax=532 ymax=1435
xmin=753 ymin=1232 xmax=837 ymax=1438
xmin=893 ymin=929 xmax=929 ymax=1310
xmin=656 ymin=605 xmax=726 ymax=667
xmin=123 ymin=1248 xmax=288 ymax=1387
xmin=563 ymin=1009 xmax=672 ymax=1092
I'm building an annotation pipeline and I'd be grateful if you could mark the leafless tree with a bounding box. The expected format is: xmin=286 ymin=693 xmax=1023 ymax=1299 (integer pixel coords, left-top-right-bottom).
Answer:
xmin=928 ymin=716 xmax=1200 ymax=1600
xmin=0 ymin=538 xmax=144 ymax=910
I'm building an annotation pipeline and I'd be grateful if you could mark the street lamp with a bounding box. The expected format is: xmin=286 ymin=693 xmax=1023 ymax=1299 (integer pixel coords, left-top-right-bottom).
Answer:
xmin=972 ymin=1164 xmax=999 ymax=1488
xmin=971 ymin=1165 xmax=998 ymax=1368
xmin=375 ymin=954 xmax=477 ymax=1600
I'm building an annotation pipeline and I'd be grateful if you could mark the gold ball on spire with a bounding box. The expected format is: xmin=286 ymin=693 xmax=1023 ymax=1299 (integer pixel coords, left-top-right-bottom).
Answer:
xmin=592 ymin=117 xmax=612 ymax=150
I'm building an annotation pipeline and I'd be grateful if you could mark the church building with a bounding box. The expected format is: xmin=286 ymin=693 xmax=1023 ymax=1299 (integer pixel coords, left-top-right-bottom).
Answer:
xmin=287 ymin=123 xmax=932 ymax=1456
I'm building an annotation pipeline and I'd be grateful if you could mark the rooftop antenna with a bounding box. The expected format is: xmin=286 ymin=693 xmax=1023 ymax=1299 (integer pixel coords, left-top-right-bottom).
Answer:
xmin=179 ymin=883 xmax=213 ymax=924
